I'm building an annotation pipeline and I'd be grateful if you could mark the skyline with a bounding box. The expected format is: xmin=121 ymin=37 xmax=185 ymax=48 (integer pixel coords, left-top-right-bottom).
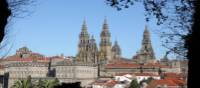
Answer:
xmin=2 ymin=0 xmax=169 ymax=59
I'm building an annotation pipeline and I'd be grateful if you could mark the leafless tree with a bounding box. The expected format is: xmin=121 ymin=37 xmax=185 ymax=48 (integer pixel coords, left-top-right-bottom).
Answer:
xmin=105 ymin=0 xmax=199 ymax=88
xmin=0 ymin=0 xmax=33 ymax=58
xmin=106 ymin=0 xmax=193 ymax=58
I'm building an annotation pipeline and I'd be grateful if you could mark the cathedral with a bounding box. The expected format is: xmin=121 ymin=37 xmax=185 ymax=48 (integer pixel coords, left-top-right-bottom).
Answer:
xmin=76 ymin=18 xmax=122 ymax=64
xmin=76 ymin=18 xmax=155 ymax=64
xmin=0 ymin=18 xmax=188 ymax=88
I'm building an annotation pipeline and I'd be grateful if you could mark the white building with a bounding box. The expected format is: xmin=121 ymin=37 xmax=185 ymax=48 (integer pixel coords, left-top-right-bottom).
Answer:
xmin=134 ymin=73 xmax=160 ymax=83
xmin=114 ymin=74 xmax=133 ymax=82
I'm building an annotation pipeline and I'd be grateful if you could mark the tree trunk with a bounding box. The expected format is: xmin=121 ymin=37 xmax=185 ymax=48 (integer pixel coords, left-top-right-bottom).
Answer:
xmin=187 ymin=1 xmax=200 ymax=88
xmin=0 ymin=0 xmax=11 ymax=43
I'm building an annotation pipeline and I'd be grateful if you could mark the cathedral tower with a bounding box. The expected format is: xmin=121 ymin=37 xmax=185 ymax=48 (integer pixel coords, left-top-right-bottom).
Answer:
xmin=133 ymin=25 xmax=156 ymax=64
xmin=76 ymin=20 xmax=91 ymax=63
xmin=76 ymin=20 xmax=98 ymax=64
xmin=99 ymin=18 xmax=112 ymax=63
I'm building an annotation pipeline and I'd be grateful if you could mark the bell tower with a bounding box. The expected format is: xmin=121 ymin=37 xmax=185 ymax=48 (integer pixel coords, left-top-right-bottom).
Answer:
xmin=99 ymin=18 xmax=112 ymax=63
xmin=76 ymin=20 xmax=90 ymax=63
xmin=133 ymin=25 xmax=156 ymax=63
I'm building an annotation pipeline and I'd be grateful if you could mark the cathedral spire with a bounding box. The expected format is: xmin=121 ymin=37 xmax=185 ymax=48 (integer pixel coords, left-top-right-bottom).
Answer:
xmin=101 ymin=18 xmax=111 ymax=38
xmin=141 ymin=25 xmax=155 ymax=60
xmin=99 ymin=18 xmax=112 ymax=63
xmin=133 ymin=25 xmax=156 ymax=63
xmin=77 ymin=19 xmax=90 ymax=63
xmin=80 ymin=19 xmax=89 ymax=39
xmin=82 ymin=19 xmax=87 ymax=31
xmin=143 ymin=25 xmax=151 ymax=45
xmin=103 ymin=17 xmax=109 ymax=31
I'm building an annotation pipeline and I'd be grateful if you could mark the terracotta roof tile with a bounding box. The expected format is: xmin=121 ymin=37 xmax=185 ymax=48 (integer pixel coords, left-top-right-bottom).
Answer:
xmin=4 ymin=57 xmax=49 ymax=62
xmin=115 ymin=73 xmax=133 ymax=76
xmin=106 ymin=80 xmax=117 ymax=87
xmin=105 ymin=63 xmax=140 ymax=68
xmin=91 ymin=80 xmax=117 ymax=87
xmin=134 ymin=73 xmax=159 ymax=76
xmin=147 ymin=78 xmax=186 ymax=88
xmin=105 ymin=62 xmax=170 ymax=69
xmin=164 ymin=73 xmax=183 ymax=79
xmin=147 ymin=79 xmax=177 ymax=88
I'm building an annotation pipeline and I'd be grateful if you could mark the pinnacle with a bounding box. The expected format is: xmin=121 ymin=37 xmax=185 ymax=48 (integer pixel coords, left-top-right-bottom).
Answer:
xmin=82 ymin=19 xmax=87 ymax=31
xmin=103 ymin=17 xmax=109 ymax=31
xmin=144 ymin=25 xmax=149 ymax=33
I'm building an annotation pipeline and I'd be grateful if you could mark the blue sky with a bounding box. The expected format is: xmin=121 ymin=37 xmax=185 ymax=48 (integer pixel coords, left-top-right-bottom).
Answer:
xmin=4 ymin=0 xmax=168 ymax=59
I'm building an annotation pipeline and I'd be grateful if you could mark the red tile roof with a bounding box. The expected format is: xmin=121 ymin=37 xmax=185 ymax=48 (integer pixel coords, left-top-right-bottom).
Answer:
xmin=147 ymin=79 xmax=177 ymax=88
xmin=3 ymin=56 xmax=49 ymax=62
xmin=115 ymin=72 xmax=159 ymax=77
xmin=92 ymin=80 xmax=117 ymax=87
xmin=105 ymin=63 xmax=140 ymax=68
xmin=143 ymin=63 xmax=171 ymax=68
xmin=115 ymin=73 xmax=133 ymax=76
xmin=164 ymin=78 xmax=186 ymax=86
xmin=134 ymin=73 xmax=159 ymax=77
xmin=105 ymin=62 xmax=170 ymax=69
xmin=147 ymin=78 xmax=186 ymax=88
xmin=106 ymin=80 xmax=117 ymax=87
xmin=164 ymin=73 xmax=183 ymax=79
xmin=91 ymin=80 xmax=109 ymax=85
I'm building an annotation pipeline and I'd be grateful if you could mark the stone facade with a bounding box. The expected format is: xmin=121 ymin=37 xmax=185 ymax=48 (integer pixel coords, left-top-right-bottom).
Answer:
xmin=104 ymin=63 xmax=160 ymax=76
xmin=99 ymin=19 xmax=112 ymax=63
xmin=76 ymin=20 xmax=98 ymax=64
xmin=1 ymin=60 xmax=98 ymax=87
xmin=0 ymin=46 xmax=98 ymax=88
xmin=133 ymin=25 xmax=156 ymax=64
xmin=5 ymin=62 xmax=49 ymax=88
xmin=76 ymin=20 xmax=158 ymax=65
xmin=56 ymin=63 xmax=98 ymax=87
